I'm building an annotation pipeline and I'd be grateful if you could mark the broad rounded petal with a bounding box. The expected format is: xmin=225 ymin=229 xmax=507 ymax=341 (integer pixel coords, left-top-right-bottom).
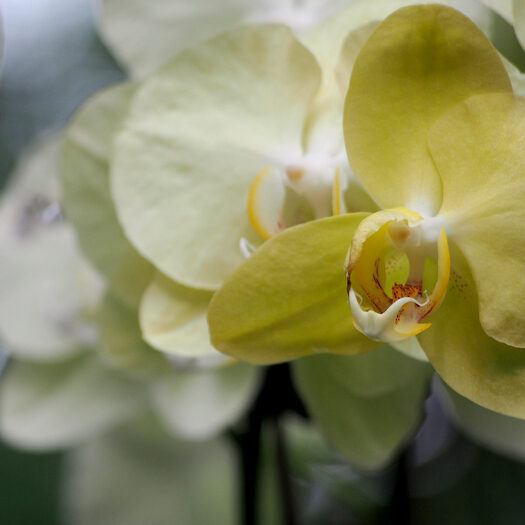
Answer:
xmin=0 ymin=354 xmax=144 ymax=451
xmin=0 ymin=135 xmax=102 ymax=361
xmin=208 ymin=214 xmax=377 ymax=364
xmin=300 ymin=0 xmax=498 ymax=79
xmin=61 ymin=82 xmax=154 ymax=308
xmin=97 ymin=0 xmax=351 ymax=78
xmin=429 ymin=93 xmax=525 ymax=348
xmin=112 ymin=25 xmax=322 ymax=290
xmin=436 ymin=378 xmax=525 ymax=461
xmin=418 ymin=242 xmax=525 ymax=419
xmin=63 ymin=421 xmax=238 ymax=525
xmin=151 ymin=363 xmax=260 ymax=440
xmin=98 ymin=0 xmax=260 ymax=77
xmin=292 ymin=348 xmax=431 ymax=470
xmin=98 ymin=293 xmax=170 ymax=380
xmin=140 ymin=272 xmax=228 ymax=369
xmin=344 ymin=4 xmax=511 ymax=215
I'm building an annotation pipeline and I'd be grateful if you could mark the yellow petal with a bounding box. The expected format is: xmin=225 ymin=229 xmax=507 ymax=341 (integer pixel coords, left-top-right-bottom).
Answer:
xmin=208 ymin=214 xmax=377 ymax=364
xmin=429 ymin=92 xmax=525 ymax=348
xmin=247 ymin=166 xmax=286 ymax=240
xmin=418 ymin=241 xmax=525 ymax=418
xmin=344 ymin=4 xmax=511 ymax=215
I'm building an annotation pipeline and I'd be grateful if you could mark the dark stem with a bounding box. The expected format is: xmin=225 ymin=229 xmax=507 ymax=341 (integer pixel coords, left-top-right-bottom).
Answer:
xmin=231 ymin=364 xmax=307 ymax=525
xmin=273 ymin=414 xmax=298 ymax=525
xmin=236 ymin=408 xmax=263 ymax=525
xmin=389 ymin=446 xmax=411 ymax=525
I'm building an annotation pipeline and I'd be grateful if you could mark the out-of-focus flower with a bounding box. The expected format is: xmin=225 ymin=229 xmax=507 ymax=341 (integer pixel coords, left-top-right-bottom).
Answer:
xmin=0 ymin=136 xmax=141 ymax=449
xmin=96 ymin=0 xmax=360 ymax=77
xmin=0 ymin=133 xmax=259 ymax=451
xmin=62 ymin=415 xmax=239 ymax=525
xmin=209 ymin=4 xmax=525 ymax=420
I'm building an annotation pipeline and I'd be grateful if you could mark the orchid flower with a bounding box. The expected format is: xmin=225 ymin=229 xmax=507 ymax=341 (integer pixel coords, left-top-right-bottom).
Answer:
xmin=208 ymin=4 xmax=525 ymax=420
xmin=105 ymin=0 xmax=521 ymax=468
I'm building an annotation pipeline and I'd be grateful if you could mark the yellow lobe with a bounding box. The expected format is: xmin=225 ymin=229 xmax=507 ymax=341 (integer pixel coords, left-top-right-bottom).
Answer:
xmin=247 ymin=166 xmax=286 ymax=240
xmin=426 ymin=228 xmax=450 ymax=316
xmin=331 ymin=168 xmax=347 ymax=216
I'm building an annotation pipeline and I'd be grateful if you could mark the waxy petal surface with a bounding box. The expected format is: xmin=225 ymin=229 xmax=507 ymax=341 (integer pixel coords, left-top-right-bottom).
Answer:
xmin=293 ymin=347 xmax=431 ymax=470
xmin=344 ymin=4 xmax=511 ymax=215
xmin=208 ymin=214 xmax=377 ymax=363
xmin=140 ymin=272 xmax=226 ymax=368
xmin=61 ymin=83 xmax=154 ymax=308
xmin=429 ymin=93 xmax=525 ymax=348
xmin=112 ymin=25 xmax=322 ymax=290
xmin=418 ymin=242 xmax=525 ymax=418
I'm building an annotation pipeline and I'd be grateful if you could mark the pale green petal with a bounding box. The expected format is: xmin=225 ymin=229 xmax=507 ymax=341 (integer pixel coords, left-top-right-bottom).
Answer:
xmin=150 ymin=363 xmax=260 ymax=439
xmin=63 ymin=420 xmax=238 ymax=525
xmin=302 ymin=0 xmax=500 ymax=160
xmin=481 ymin=0 xmax=513 ymax=23
xmin=292 ymin=348 xmax=431 ymax=470
xmin=208 ymin=214 xmax=376 ymax=364
xmin=0 ymin=135 xmax=103 ymax=361
xmin=418 ymin=242 xmax=525 ymax=419
xmin=344 ymin=4 xmax=511 ymax=215
xmin=61 ymin=82 xmax=154 ymax=308
xmin=513 ymin=0 xmax=525 ymax=50
xmin=98 ymin=0 xmax=352 ymax=78
xmin=429 ymin=93 xmax=525 ymax=348
xmin=300 ymin=20 xmax=379 ymax=158
xmin=98 ymin=293 xmax=170 ymax=379
xmin=98 ymin=0 xmax=259 ymax=77
xmin=112 ymin=25 xmax=322 ymax=290
xmin=139 ymin=272 xmax=227 ymax=368
xmin=300 ymin=0 xmax=495 ymax=82
xmin=436 ymin=378 xmax=525 ymax=461
xmin=501 ymin=55 xmax=525 ymax=96
xmin=0 ymin=353 xmax=144 ymax=451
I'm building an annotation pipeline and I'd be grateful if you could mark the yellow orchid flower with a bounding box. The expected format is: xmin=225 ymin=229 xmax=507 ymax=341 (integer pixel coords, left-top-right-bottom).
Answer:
xmin=208 ymin=4 xmax=525 ymax=419
xmin=100 ymin=0 xmax=525 ymax=468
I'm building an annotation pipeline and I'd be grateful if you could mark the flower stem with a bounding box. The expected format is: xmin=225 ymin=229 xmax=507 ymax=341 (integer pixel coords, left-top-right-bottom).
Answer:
xmin=389 ymin=446 xmax=412 ymax=524
xmin=231 ymin=364 xmax=306 ymax=525
xmin=272 ymin=413 xmax=298 ymax=525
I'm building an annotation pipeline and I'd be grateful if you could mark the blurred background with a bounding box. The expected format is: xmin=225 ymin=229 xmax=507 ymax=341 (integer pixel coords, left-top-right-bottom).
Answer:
xmin=3 ymin=1 xmax=525 ymax=524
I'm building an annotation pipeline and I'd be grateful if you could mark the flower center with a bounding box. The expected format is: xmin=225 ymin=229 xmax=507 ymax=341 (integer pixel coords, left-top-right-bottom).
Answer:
xmin=246 ymin=162 xmax=338 ymax=240
xmin=245 ymin=151 xmax=377 ymax=242
xmin=345 ymin=207 xmax=450 ymax=343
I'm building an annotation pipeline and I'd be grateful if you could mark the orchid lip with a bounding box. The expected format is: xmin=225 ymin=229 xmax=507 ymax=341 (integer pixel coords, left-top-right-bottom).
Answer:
xmin=346 ymin=207 xmax=450 ymax=344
